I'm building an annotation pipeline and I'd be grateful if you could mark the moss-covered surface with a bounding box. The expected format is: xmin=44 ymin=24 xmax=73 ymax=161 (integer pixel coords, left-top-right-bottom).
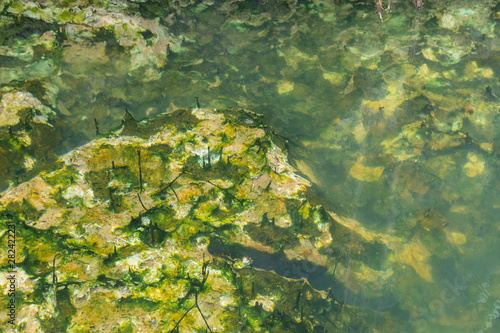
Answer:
xmin=1 ymin=107 xmax=407 ymax=332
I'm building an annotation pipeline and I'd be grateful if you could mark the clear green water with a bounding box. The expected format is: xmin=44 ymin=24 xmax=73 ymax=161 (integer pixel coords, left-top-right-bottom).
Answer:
xmin=1 ymin=0 xmax=500 ymax=332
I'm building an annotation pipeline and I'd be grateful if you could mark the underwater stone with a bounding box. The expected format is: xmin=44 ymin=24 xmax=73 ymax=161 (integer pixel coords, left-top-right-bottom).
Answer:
xmin=0 ymin=107 xmax=407 ymax=331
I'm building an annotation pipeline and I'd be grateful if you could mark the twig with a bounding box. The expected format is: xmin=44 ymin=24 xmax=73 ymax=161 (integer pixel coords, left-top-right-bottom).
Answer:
xmin=171 ymin=187 xmax=180 ymax=203
xmin=137 ymin=149 xmax=143 ymax=192
xmin=171 ymin=261 xmax=212 ymax=332
xmin=172 ymin=304 xmax=195 ymax=331
xmin=136 ymin=193 xmax=149 ymax=211
xmin=94 ymin=118 xmax=100 ymax=136
xmin=158 ymin=172 xmax=184 ymax=203
xmin=195 ymin=293 xmax=213 ymax=333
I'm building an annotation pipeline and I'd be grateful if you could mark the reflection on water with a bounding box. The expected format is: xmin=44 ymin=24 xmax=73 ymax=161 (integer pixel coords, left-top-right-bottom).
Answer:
xmin=1 ymin=0 xmax=500 ymax=331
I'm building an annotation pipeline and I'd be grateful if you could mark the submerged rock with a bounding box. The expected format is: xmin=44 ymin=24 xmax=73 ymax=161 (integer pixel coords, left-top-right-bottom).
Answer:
xmin=0 ymin=107 xmax=407 ymax=332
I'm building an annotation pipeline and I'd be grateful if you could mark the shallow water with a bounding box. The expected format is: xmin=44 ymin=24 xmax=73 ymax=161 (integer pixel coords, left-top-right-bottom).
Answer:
xmin=1 ymin=0 xmax=500 ymax=332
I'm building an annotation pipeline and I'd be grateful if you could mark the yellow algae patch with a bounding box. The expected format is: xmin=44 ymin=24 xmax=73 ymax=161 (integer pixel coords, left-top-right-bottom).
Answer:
xmin=259 ymin=76 xmax=273 ymax=84
xmin=338 ymin=262 xmax=394 ymax=294
xmin=464 ymin=61 xmax=494 ymax=79
xmin=349 ymin=158 xmax=384 ymax=182
xmin=327 ymin=211 xmax=378 ymax=242
xmin=393 ymin=239 xmax=433 ymax=282
xmin=353 ymin=123 xmax=367 ymax=143
xmin=442 ymin=70 xmax=456 ymax=79
xmin=362 ymin=81 xmax=410 ymax=117
xmin=464 ymin=152 xmax=484 ymax=177
xmin=277 ymin=80 xmax=294 ymax=94
xmin=329 ymin=210 xmax=435 ymax=283
xmin=323 ymin=71 xmax=344 ymax=85
xmin=450 ymin=205 xmax=468 ymax=214
xmin=480 ymin=142 xmax=493 ymax=152
xmin=343 ymin=75 xmax=355 ymax=95
xmin=279 ymin=46 xmax=319 ymax=70
xmin=418 ymin=63 xmax=439 ymax=80
xmin=481 ymin=67 xmax=494 ymax=78
xmin=464 ymin=61 xmax=480 ymax=77
xmin=446 ymin=231 xmax=467 ymax=246
xmin=422 ymin=48 xmax=438 ymax=62
xmin=295 ymin=159 xmax=320 ymax=185
xmin=330 ymin=210 xmax=433 ymax=282
xmin=424 ymin=91 xmax=457 ymax=109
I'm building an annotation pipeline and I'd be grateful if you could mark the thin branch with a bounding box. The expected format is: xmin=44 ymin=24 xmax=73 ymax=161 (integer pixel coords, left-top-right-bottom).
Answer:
xmin=136 ymin=193 xmax=148 ymax=211
xmin=195 ymin=293 xmax=213 ymax=333
xmin=172 ymin=304 xmax=195 ymax=331
xmin=158 ymin=172 xmax=184 ymax=196
xmin=137 ymin=149 xmax=143 ymax=192
xmin=171 ymin=187 xmax=180 ymax=203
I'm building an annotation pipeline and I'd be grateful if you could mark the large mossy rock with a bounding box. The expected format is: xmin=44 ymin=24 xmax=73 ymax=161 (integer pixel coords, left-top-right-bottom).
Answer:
xmin=1 ymin=107 xmax=403 ymax=332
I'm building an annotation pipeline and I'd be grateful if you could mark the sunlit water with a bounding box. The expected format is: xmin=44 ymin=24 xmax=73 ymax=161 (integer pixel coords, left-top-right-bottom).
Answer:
xmin=2 ymin=0 xmax=500 ymax=331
